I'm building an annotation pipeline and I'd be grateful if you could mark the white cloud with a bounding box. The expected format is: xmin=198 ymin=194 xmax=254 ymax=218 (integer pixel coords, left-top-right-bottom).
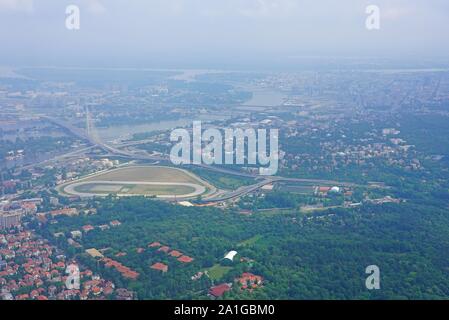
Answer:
xmin=0 ymin=0 xmax=33 ymax=12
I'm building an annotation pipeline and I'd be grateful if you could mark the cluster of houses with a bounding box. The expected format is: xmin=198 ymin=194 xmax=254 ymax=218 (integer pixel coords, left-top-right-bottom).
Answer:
xmin=148 ymin=241 xmax=194 ymax=273
xmin=314 ymin=186 xmax=342 ymax=196
xmin=53 ymin=220 xmax=122 ymax=247
xmin=236 ymin=272 xmax=264 ymax=291
xmin=47 ymin=208 xmax=79 ymax=218
xmin=84 ymin=240 xmax=195 ymax=280
xmin=102 ymin=257 xmax=140 ymax=280
xmin=208 ymin=272 xmax=265 ymax=299
xmin=51 ymin=157 xmax=119 ymax=187
xmin=0 ymin=198 xmax=42 ymax=230
xmin=0 ymin=228 xmax=125 ymax=300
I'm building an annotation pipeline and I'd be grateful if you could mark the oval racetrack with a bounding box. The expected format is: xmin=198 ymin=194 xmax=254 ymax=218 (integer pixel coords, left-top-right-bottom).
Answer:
xmin=63 ymin=180 xmax=206 ymax=199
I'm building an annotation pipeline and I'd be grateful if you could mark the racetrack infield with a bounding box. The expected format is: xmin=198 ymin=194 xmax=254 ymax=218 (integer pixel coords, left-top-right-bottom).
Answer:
xmin=59 ymin=166 xmax=211 ymax=199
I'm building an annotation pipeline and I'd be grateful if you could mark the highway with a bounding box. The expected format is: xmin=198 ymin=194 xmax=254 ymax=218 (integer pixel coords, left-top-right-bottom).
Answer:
xmin=45 ymin=112 xmax=258 ymax=178
xmin=43 ymin=111 xmax=356 ymax=204
xmin=201 ymin=179 xmax=275 ymax=203
xmin=199 ymin=176 xmax=357 ymax=204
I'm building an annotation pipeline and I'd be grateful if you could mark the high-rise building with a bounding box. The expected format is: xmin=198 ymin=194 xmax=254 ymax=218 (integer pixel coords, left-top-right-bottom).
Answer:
xmin=0 ymin=258 xmax=6 ymax=270
xmin=0 ymin=210 xmax=22 ymax=229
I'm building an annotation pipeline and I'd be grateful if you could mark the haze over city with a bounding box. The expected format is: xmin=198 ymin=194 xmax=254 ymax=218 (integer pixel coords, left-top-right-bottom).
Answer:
xmin=1 ymin=0 xmax=449 ymax=308
xmin=0 ymin=0 xmax=449 ymax=68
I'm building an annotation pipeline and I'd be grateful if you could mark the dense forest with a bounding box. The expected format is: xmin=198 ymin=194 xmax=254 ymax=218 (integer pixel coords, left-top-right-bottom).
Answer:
xmin=36 ymin=196 xmax=449 ymax=300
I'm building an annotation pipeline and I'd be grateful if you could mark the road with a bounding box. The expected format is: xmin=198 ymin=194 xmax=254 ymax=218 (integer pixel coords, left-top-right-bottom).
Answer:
xmin=201 ymin=179 xmax=275 ymax=203
xmin=43 ymin=111 xmax=358 ymax=204
xmin=200 ymin=176 xmax=357 ymax=204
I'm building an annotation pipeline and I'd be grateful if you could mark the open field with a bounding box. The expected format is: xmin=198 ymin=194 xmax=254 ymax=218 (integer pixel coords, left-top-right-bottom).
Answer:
xmin=205 ymin=264 xmax=233 ymax=280
xmin=59 ymin=166 xmax=211 ymax=199
xmin=190 ymin=167 xmax=255 ymax=190
xmin=72 ymin=182 xmax=196 ymax=196
xmin=83 ymin=166 xmax=202 ymax=184
xmin=278 ymin=184 xmax=315 ymax=194
xmin=237 ymin=235 xmax=263 ymax=247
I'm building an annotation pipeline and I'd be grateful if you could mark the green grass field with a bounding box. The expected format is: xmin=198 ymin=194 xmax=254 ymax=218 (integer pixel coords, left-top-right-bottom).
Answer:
xmin=73 ymin=182 xmax=196 ymax=196
xmin=60 ymin=166 xmax=209 ymax=198
xmin=74 ymin=183 xmax=125 ymax=194
xmin=205 ymin=264 xmax=233 ymax=280
xmin=190 ymin=168 xmax=255 ymax=190
xmin=237 ymin=235 xmax=263 ymax=247
xmin=83 ymin=166 xmax=201 ymax=184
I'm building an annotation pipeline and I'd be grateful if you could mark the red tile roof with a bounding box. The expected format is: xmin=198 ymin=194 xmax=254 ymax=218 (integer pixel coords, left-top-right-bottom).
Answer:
xmin=102 ymin=258 xmax=139 ymax=279
xmin=50 ymin=208 xmax=78 ymax=217
xmin=158 ymin=246 xmax=170 ymax=253
xmin=150 ymin=262 xmax=168 ymax=273
xmin=82 ymin=225 xmax=95 ymax=232
xmin=115 ymin=252 xmax=127 ymax=257
xmin=148 ymin=242 xmax=161 ymax=248
xmin=169 ymin=250 xmax=183 ymax=257
xmin=237 ymin=272 xmax=264 ymax=289
xmin=177 ymin=255 xmax=194 ymax=263
xmin=318 ymin=186 xmax=332 ymax=193
xmin=123 ymin=270 xmax=139 ymax=280
xmin=209 ymin=283 xmax=231 ymax=298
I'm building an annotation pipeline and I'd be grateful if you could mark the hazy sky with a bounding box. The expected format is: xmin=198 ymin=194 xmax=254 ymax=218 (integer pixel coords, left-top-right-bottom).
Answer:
xmin=0 ymin=0 xmax=448 ymax=68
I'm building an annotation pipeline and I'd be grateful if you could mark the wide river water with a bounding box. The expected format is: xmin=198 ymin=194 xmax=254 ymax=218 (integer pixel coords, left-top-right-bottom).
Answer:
xmin=96 ymin=114 xmax=229 ymax=142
